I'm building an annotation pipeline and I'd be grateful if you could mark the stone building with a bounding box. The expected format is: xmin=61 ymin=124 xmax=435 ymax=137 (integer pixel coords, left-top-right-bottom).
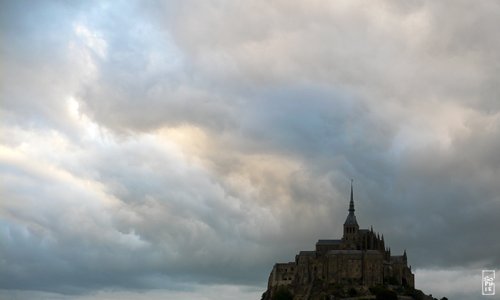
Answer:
xmin=265 ymin=183 xmax=415 ymax=299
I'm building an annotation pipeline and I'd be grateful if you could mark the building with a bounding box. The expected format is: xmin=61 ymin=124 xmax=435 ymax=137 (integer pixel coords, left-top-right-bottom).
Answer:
xmin=265 ymin=183 xmax=415 ymax=299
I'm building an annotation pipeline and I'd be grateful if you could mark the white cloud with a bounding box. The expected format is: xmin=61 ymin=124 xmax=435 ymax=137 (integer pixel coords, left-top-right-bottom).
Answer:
xmin=74 ymin=24 xmax=107 ymax=59
xmin=415 ymin=268 xmax=486 ymax=300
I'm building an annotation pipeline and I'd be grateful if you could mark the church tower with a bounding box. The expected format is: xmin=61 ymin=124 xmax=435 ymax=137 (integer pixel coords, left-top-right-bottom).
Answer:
xmin=343 ymin=180 xmax=359 ymax=243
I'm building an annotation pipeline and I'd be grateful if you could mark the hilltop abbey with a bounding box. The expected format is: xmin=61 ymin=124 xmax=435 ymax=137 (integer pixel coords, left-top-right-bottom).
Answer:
xmin=264 ymin=183 xmax=415 ymax=299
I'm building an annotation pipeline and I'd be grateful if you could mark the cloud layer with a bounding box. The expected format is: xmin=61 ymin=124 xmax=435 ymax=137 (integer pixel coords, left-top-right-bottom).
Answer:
xmin=1 ymin=1 xmax=499 ymax=299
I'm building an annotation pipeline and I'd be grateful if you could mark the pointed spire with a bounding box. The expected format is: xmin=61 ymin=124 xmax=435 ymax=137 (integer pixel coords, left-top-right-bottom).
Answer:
xmin=343 ymin=179 xmax=358 ymax=227
xmin=349 ymin=179 xmax=355 ymax=213
xmin=370 ymin=226 xmax=373 ymax=232
xmin=403 ymin=249 xmax=407 ymax=258
xmin=381 ymin=234 xmax=384 ymax=241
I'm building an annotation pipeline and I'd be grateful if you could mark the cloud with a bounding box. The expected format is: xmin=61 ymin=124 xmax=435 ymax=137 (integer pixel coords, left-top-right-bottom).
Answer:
xmin=415 ymin=268 xmax=484 ymax=300
xmin=1 ymin=0 xmax=500 ymax=298
xmin=0 ymin=285 xmax=262 ymax=300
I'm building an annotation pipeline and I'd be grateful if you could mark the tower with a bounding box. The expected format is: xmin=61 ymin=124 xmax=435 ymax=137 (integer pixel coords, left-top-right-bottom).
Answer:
xmin=343 ymin=180 xmax=359 ymax=243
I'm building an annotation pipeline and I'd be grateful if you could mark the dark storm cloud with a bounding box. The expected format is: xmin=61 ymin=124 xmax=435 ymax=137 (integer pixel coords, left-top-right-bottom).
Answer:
xmin=1 ymin=1 xmax=500 ymax=299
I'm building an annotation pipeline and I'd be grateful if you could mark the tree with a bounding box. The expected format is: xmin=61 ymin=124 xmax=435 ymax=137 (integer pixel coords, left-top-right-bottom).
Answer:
xmin=375 ymin=289 xmax=398 ymax=300
xmin=272 ymin=287 xmax=293 ymax=300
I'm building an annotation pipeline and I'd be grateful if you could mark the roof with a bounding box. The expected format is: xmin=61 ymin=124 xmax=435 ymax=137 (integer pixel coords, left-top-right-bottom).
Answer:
xmin=316 ymin=239 xmax=342 ymax=245
xmin=326 ymin=250 xmax=363 ymax=254
xmin=391 ymin=255 xmax=405 ymax=262
xmin=326 ymin=249 xmax=382 ymax=255
xmin=344 ymin=213 xmax=358 ymax=225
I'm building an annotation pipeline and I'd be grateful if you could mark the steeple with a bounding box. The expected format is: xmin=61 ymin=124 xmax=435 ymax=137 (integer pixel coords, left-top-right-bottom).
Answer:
xmin=344 ymin=180 xmax=358 ymax=226
xmin=344 ymin=179 xmax=358 ymax=225
xmin=349 ymin=179 xmax=355 ymax=213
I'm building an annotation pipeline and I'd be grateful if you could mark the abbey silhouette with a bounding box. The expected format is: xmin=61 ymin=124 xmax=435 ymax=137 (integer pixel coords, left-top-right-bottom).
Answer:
xmin=264 ymin=183 xmax=414 ymax=299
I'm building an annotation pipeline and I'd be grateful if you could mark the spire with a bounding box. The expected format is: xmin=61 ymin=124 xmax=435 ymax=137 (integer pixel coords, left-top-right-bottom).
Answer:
xmin=349 ymin=179 xmax=355 ymax=213
xmin=343 ymin=179 xmax=358 ymax=226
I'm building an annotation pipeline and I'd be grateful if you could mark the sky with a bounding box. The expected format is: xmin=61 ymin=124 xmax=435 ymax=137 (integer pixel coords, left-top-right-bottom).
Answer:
xmin=1 ymin=1 xmax=499 ymax=299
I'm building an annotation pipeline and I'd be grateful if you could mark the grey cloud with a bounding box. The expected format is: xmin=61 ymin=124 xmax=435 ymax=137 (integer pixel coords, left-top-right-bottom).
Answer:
xmin=1 ymin=1 xmax=500 ymax=299
xmin=1 ymin=0 xmax=93 ymax=137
